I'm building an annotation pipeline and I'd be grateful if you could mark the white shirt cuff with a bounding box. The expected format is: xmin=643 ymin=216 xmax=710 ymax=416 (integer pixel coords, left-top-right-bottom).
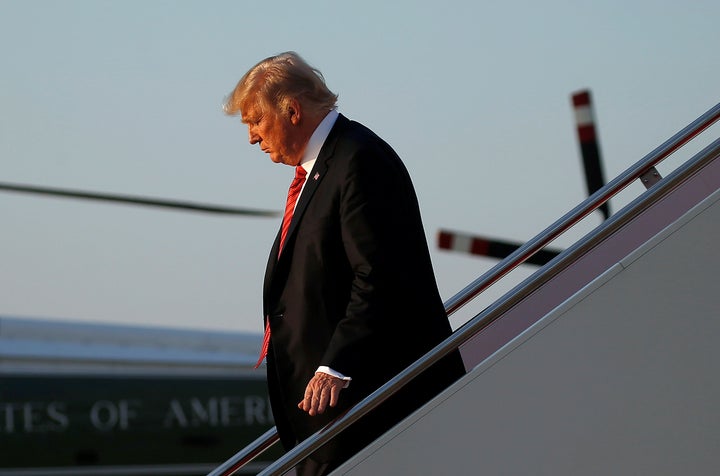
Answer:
xmin=316 ymin=366 xmax=352 ymax=388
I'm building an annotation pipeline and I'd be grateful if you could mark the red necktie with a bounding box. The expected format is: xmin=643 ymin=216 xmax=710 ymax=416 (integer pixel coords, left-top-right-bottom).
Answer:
xmin=279 ymin=166 xmax=307 ymax=255
xmin=255 ymin=166 xmax=307 ymax=368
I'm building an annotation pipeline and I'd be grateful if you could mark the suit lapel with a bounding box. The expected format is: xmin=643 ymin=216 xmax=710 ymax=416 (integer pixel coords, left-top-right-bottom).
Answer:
xmin=286 ymin=158 xmax=326 ymax=235
xmin=276 ymin=115 xmax=347 ymax=264
xmin=265 ymin=115 xmax=348 ymax=300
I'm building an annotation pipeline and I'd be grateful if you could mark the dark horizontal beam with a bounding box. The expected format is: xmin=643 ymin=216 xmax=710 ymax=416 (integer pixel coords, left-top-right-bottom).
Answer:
xmin=0 ymin=182 xmax=281 ymax=217
xmin=437 ymin=229 xmax=563 ymax=266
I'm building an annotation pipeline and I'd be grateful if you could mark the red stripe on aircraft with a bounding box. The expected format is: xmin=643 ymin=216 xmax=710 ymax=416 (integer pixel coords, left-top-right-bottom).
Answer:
xmin=437 ymin=230 xmax=454 ymax=250
xmin=577 ymin=125 xmax=596 ymax=142
xmin=470 ymin=238 xmax=490 ymax=256
xmin=572 ymin=91 xmax=591 ymax=107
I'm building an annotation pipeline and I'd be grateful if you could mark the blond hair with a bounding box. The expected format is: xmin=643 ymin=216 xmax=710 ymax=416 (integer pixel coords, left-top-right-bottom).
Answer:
xmin=224 ymin=51 xmax=338 ymax=117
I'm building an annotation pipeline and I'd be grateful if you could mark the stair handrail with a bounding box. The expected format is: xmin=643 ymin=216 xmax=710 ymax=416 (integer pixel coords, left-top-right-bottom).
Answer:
xmin=207 ymin=427 xmax=279 ymax=476
xmin=208 ymin=101 xmax=720 ymax=476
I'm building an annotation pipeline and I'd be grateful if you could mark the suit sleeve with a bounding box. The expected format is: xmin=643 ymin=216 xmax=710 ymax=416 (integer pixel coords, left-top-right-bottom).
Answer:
xmin=320 ymin=140 xmax=426 ymax=382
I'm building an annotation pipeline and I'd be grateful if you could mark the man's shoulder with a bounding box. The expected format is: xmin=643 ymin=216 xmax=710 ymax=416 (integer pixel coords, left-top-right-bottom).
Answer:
xmin=332 ymin=114 xmax=390 ymax=150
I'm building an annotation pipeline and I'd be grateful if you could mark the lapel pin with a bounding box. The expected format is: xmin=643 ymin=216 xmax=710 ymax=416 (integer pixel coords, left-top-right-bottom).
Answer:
xmin=314 ymin=172 xmax=320 ymax=180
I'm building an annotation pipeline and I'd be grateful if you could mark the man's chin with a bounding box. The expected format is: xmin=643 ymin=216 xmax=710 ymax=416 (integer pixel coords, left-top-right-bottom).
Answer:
xmin=271 ymin=156 xmax=294 ymax=166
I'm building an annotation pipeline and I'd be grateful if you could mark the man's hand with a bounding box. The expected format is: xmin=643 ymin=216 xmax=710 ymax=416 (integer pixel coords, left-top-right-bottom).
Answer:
xmin=298 ymin=372 xmax=344 ymax=416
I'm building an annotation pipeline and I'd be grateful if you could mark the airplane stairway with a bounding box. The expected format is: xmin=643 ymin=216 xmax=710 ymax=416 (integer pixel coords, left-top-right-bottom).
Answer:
xmin=335 ymin=148 xmax=720 ymax=476
xmin=209 ymin=101 xmax=720 ymax=476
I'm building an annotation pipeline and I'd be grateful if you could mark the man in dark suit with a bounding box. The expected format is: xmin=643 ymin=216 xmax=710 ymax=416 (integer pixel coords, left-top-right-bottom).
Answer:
xmin=224 ymin=51 xmax=465 ymax=475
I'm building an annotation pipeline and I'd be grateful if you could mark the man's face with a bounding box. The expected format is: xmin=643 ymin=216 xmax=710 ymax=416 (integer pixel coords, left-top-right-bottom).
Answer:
xmin=241 ymin=101 xmax=305 ymax=166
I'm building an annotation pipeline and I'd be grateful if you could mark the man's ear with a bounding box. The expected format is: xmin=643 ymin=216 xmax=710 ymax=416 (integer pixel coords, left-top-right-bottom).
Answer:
xmin=287 ymin=98 xmax=302 ymax=125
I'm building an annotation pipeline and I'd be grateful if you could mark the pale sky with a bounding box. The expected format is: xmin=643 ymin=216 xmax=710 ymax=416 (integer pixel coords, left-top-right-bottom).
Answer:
xmin=2 ymin=0 xmax=719 ymax=334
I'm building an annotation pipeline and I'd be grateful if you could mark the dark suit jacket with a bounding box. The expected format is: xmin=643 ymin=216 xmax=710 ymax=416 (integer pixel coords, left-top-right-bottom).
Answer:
xmin=262 ymin=114 xmax=465 ymax=465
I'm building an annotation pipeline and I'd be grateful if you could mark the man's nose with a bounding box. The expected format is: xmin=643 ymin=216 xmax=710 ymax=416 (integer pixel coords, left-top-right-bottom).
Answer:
xmin=248 ymin=127 xmax=260 ymax=144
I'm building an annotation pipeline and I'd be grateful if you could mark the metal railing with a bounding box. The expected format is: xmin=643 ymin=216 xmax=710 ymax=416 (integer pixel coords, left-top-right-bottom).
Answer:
xmin=208 ymin=427 xmax=280 ymax=476
xmin=208 ymin=101 xmax=720 ymax=476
